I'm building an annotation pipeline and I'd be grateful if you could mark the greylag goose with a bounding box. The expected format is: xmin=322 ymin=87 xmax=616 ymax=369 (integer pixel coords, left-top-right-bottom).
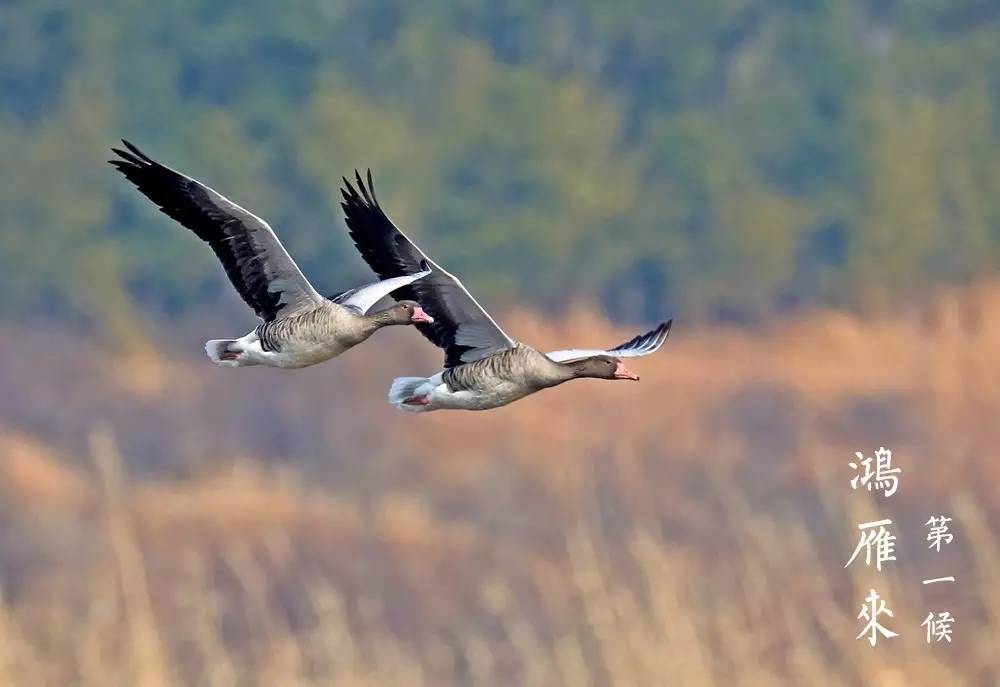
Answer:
xmin=109 ymin=142 xmax=433 ymax=369
xmin=340 ymin=171 xmax=671 ymax=411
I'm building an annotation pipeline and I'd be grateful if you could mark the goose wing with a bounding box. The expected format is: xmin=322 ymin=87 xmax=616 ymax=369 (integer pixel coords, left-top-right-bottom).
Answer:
xmin=546 ymin=320 xmax=672 ymax=363
xmin=329 ymin=266 xmax=431 ymax=315
xmin=109 ymin=139 xmax=323 ymax=322
xmin=340 ymin=170 xmax=515 ymax=368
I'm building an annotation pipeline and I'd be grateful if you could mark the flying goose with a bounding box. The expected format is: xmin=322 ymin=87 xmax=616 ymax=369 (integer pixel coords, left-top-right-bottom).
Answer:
xmin=340 ymin=171 xmax=671 ymax=412
xmin=109 ymin=142 xmax=433 ymax=369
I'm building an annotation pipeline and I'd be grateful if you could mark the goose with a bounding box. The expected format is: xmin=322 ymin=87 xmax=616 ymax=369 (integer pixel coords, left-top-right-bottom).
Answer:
xmin=108 ymin=141 xmax=433 ymax=369
xmin=340 ymin=171 xmax=671 ymax=412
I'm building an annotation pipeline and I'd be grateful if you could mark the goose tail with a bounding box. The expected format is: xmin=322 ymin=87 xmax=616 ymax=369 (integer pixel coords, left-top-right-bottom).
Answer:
xmin=388 ymin=377 xmax=435 ymax=412
xmin=205 ymin=339 xmax=246 ymax=367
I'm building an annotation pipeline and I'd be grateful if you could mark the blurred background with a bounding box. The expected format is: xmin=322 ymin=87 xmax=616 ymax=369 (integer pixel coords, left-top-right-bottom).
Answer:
xmin=1 ymin=1 xmax=999 ymax=685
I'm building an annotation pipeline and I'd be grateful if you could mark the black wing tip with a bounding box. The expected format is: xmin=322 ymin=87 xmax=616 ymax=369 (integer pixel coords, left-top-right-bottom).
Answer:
xmin=354 ymin=168 xmax=376 ymax=206
xmin=121 ymin=139 xmax=155 ymax=163
xmin=340 ymin=168 xmax=380 ymax=209
xmin=341 ymin=168 xmax=391 ymax=230
xmin=341 ymin=173 xmax=367 ymax=205
xmin=109 ymin=138 xmax=159 ymax=171
xmin=609 ymin=318 xmax=673 ymax=354
xmin=648 ymin=319 xmax=672 ymax=342
xmin=366 ymin=169 xmax=378 ymax=203
xmin=651 ymin=319 xmax=672 ymax=346
xmin=109 ymin=146 xmax=140 ymax=166
xmin=419 ymin=259 xmax=430 ymax=272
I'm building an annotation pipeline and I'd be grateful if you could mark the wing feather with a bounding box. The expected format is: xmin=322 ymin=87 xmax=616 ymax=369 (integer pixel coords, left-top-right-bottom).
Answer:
xmin=329 ymin=267 xmax=431 ymax=314
xmin=109 ymin=140 xmax=322 ymax=321
xmin=546 ymin=320 xmax=672 ymax=363
xmin=340 ymin=170 xmax=515 ymax=367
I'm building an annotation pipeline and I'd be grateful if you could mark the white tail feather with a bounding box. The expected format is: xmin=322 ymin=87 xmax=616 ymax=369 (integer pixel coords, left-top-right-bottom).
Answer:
xmin=205 ymin=339 xmax=242 ymax=367
xmin=388 ymin=376 xmax=433 ymax=411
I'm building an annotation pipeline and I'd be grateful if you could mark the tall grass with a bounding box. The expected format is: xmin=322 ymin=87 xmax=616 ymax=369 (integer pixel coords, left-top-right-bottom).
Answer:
xmin=1 ymin=282 xmax=999 ymax=685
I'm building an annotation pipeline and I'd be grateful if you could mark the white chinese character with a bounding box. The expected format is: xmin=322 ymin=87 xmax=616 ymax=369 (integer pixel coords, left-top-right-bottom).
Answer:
xmin=848 ymin=447 xmax=900 ymax=497
xmin=845 ymin=519 xmax=896 ymax=571
xmin=925 ymin=515 xmax=954 ymax=552
xmin=921 ymin=611 xmax=954 ymax=643
xmin=857 ymin=588 xmax=898 ymax=646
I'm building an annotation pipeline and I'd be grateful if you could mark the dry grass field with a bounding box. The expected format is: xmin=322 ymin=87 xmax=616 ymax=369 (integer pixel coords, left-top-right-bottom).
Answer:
xmin=1 ymin=281 xmax=999 ymax=685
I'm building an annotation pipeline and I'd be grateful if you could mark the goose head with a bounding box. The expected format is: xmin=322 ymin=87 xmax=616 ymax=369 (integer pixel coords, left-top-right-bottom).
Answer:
xmin=375 ymin=300 xmax=435 ymax=326
xmin=567 ymin=355 xmax=639 ymax=381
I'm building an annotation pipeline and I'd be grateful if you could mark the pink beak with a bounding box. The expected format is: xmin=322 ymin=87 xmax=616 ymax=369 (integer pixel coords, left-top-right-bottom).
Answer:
xmin=613 ymin=361 xmax=640 ymax=381
xmin=410 ymin=305 xmax=434 ymax=324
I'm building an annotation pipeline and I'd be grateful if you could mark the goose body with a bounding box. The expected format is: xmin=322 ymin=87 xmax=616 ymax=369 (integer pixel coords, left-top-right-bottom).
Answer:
xmin=206 ymin=297 xmax=425 ymax=369
xmin=340 ymin=171 xmax=671 ymax=411
xmin=109 ymin=141 xmax=432 ymax=369
xmin=391 ymin=345 xmax=567 ymax=411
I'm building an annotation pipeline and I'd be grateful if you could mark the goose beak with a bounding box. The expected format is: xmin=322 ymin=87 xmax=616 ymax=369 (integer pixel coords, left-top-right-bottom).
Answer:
xmin=410 ymin=306 xmax=434 ymax=324
xmin=613 ymin=361 xmax=639 ymax=381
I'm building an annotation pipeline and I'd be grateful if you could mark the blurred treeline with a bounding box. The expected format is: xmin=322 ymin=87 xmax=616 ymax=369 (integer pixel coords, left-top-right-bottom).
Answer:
xmin=1 ymin=0 xmax=998 ymax=331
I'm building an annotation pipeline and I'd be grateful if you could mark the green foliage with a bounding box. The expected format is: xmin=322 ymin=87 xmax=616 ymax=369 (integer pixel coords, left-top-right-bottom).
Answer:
xmin=1 ymin=0 xmax=998 ymax=330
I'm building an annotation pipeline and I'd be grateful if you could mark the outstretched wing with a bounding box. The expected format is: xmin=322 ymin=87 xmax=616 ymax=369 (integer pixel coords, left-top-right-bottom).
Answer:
xmin=109 ymin=139 xmax=323 ymax=322
xmin=329 ymin=266 xmax=431 ymax=314
xmin=546 ymin=320 xmax=672 ymax=363
xmin=340 ymin=170 xmax=515 ymax=368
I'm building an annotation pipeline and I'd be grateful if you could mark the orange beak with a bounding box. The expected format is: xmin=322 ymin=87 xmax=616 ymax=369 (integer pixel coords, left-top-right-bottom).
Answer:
xmin=410 ymin=305 xmax=434 ymax=324
xmin=613 ymin=361 xmax=639 ymax=381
